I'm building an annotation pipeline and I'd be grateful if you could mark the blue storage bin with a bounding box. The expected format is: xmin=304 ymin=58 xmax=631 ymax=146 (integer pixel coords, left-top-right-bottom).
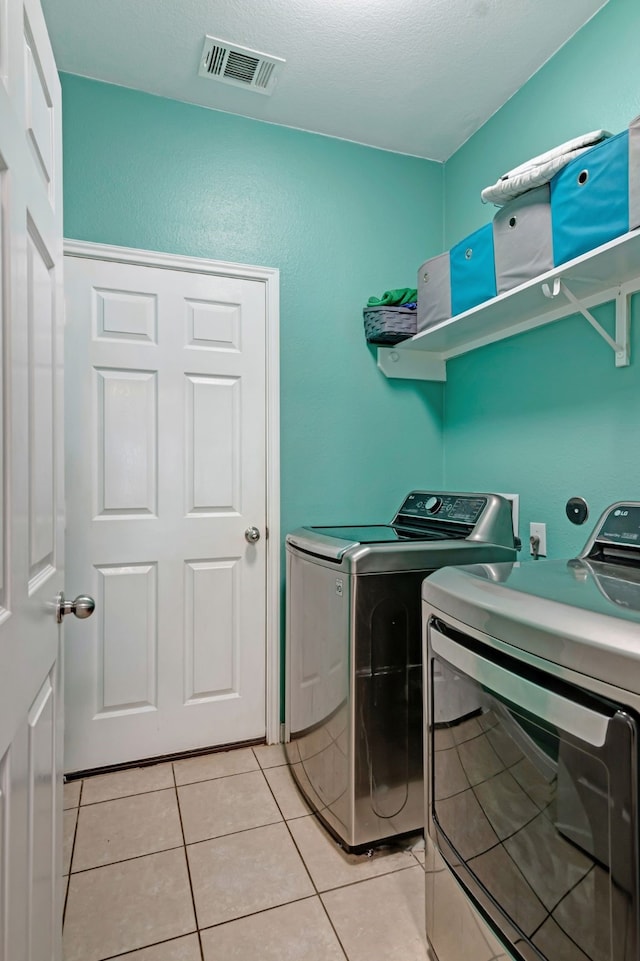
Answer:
xmin=551 ymin=130 xmax=629 ymax=266
xmin=628 ymin=113 xmax=640 ymax=229
xmin=450 ymin=223 xmax=497 ymax=316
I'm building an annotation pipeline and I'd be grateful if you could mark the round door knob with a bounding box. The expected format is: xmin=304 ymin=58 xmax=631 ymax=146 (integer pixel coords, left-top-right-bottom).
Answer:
xmin=72 ymin=596 xmax=96 ymax=619
xmin=56 ymin=592 xmax=96 ymax=624
xmin=245 ymin=526 xmax=261 ymax=543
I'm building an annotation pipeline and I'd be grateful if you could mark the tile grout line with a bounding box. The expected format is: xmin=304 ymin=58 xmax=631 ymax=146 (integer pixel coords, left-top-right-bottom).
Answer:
xmin=65 ymin=740 xmax=267 ymax=781
xmin=409 ymin=844 xmax=426 ymax=870
xmin=63 ymin=776 xmax=201 ymax=957
xmin=259 ymin=765 xmax=316 ymax=889
xmin=67 ymin=760 xmax=286 ymax=872
xmin=185 ymin=812 xmax=286 ymax=846
xmin=261 ymin=758 xmax=423 ymax=888
xmin=182 ymin=812 xmax=421 ymax=894
xmin=90 ymin=932 xmax=202 ymax=961
xmin=261 ymin=764 xmax=350 ymax=960
xmin=70 ymin=769 xmax=423 ymax=884
xmin=80 ymin=761 xmax=277 ymax=807
xmin=318 ymin=861 xmax=428 ymax=961
xmin=65 ymin=746 xmax=425 ymax=960
xmin=196 ymin=893 xmax=328 ymax=935
xmin=250 ymin=744 xmax=287 ymax=767
xmin=68 ymin=842 xmax=188 ymax=877
xmin=70 ymin=758 xmax=424 ymax=961
xmin=174 ymin=766 xmax=265 ymax=790
xmin=80 ymin=784 xmax=175 ymax=807
xmin=62 ymin=778 xmax=83 ymax=926
xmin=172 ymin=763 xmax=205 ymax=961
xmin=318 ymin=858 xmax=421 ymax=895
xmin=310 ymin=881 xmax=351 ymax=959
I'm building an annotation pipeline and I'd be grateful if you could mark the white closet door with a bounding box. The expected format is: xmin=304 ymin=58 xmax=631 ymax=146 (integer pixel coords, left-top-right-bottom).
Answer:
xmin=0 ymin=0 xmax=65 ymax=957
xmin=64 ymin=250 xmax=270 ymax=772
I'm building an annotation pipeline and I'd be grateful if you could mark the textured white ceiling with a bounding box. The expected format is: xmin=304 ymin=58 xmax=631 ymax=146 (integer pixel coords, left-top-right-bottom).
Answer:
xmin=41 ymin=0 xmax=610 ymax=161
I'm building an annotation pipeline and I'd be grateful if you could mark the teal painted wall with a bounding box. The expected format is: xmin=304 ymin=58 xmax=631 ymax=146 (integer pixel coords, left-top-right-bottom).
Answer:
xmin=61 ymin=0 xmax=640 ymax=614
xmin=444 ymin=0 xmax=640 ymax=245
xmin=442 ymin=0 xmax=640 ymax=558
xmin=61 ymin=74 xmax=445 ymax=542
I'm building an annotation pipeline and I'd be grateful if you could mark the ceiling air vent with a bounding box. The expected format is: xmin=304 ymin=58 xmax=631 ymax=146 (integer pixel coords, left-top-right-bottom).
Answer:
xmin=199 ymin=37 xmax=285 ymax=95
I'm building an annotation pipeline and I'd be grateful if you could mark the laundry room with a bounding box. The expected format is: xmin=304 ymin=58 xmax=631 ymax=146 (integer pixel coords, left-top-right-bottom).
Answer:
xmin=3 ymin=0 xmax=640 ymax=958
xmin=55 ymin=0 xmax=640 ymax=561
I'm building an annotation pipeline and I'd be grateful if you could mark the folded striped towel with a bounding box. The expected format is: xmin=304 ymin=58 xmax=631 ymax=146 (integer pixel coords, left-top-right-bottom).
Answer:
xmin=481 ymin=130 xmax=611 ymax=206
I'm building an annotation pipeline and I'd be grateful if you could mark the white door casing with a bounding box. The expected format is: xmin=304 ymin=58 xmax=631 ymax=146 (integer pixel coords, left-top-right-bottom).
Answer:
xmin=0 ymin=0 xmax=64 ymax=958
xmin=64 ymin=242 xmax=280 ymax=773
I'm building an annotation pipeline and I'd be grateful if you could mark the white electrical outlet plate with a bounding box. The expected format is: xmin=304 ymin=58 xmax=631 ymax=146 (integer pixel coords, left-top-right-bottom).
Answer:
xmin=497 ymin=493 xmax=519 ymax=540
xmin=530 ymin=522 xmax=547 ymax=557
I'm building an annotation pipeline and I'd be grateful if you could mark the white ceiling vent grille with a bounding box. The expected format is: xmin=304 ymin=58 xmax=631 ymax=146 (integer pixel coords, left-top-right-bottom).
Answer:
xmin=199 ymin=37 xmax=284 ymax=95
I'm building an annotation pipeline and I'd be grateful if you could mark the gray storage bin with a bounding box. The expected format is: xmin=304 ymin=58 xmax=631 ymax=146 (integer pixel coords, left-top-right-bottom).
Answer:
xmin=629 ymin=114 xmax=640 ymax=230
xmin=493 ymin=184 xmax=553 ymax=294
xmin=363 ymin=305 xmax=416 ymax=345
xmin=417 ymin=252 xmax=451 ymax=332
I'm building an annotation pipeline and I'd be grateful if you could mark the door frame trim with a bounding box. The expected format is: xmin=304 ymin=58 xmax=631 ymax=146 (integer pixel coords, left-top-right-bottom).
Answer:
xmin=64 ymin=239 xmax=282 ymax=744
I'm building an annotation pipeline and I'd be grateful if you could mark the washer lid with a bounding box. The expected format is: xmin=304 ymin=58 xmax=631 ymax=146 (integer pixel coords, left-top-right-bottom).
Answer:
xmin=307 ymin=524 xmax=463 ymax=544
xmin=286 ymin=522 xmax=467 ymax=564
xmin=286 ymin=490 xmax=516 ymax=566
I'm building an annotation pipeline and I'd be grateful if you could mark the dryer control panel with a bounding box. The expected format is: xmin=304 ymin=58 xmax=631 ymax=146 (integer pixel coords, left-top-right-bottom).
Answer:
xmin=598 ymin=504 xmax=640 ymax=545
xmin=582 ymin=502 xmax=640 ymax=551
xmin=580 ymin=501 xmax=640 ymax=569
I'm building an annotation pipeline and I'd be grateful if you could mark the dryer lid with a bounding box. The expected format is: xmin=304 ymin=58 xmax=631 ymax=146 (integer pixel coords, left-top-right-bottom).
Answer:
xmin=422 ymin=557 xmax=640 ymax=695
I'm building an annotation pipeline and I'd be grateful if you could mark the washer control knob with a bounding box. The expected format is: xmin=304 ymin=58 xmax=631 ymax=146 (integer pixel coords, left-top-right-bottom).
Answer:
xmin=425 ymin=496 xmax=442 ymax=514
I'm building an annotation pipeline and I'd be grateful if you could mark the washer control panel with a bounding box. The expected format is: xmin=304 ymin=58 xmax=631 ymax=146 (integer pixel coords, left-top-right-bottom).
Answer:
xmin=396 ymin=492 xmax=488 ymax=526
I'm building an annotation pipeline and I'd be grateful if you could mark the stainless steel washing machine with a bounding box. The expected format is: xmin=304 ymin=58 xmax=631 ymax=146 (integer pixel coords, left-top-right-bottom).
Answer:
xmin=285 ymin=490 xmax=517 ymax=850
xmin=423 ymin=501 xmax=640 ymax=961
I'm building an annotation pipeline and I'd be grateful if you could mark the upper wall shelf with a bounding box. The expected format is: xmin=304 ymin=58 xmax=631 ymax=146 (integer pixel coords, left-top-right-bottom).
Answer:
xmin=377 ymin=228 xmax=640 ymax=382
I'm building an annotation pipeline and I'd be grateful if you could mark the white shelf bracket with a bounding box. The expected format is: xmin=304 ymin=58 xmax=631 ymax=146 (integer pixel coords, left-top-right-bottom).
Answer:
xmin=615 ymin=288 xmax=631 ymax=367
xmin=377 ymin=346 xmax=447 ymax=381
xmin=541 ymin=277 xmax=629 ymax=366
xmin=541 ymin=277 xmax=563 ymax=300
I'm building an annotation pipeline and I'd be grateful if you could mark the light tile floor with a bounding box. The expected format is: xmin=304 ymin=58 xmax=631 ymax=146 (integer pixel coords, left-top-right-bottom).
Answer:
xmin=63 ymin=743 xmax=429 ymax=961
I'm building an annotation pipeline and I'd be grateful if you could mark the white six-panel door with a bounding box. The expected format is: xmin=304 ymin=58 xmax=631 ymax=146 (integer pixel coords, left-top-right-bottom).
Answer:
xmin=0 ymin=0 xmax=65 ymax=957
xmin=64 ymin=246 xmax=277 ymax=772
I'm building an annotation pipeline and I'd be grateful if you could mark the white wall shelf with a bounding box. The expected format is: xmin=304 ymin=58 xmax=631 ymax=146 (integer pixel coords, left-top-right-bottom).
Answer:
xmin=377 ymin=228 xmax=640 ymax=382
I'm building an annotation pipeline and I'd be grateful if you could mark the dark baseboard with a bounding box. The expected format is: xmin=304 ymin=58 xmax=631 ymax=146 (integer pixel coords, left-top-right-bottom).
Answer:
xmin=64 ymin=736 xmax=267 ymax=782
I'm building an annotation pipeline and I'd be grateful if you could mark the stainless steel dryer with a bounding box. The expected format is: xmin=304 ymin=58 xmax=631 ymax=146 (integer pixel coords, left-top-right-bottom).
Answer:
xmin=423 ymin=501 xmax=640 ymax=961
xmin=285 ymin=490 xmax=517 ymax=851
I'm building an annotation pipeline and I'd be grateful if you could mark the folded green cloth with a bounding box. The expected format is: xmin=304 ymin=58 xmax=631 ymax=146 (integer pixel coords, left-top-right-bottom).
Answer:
xmin=367 ymin=288 xmax=418 ymax=307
